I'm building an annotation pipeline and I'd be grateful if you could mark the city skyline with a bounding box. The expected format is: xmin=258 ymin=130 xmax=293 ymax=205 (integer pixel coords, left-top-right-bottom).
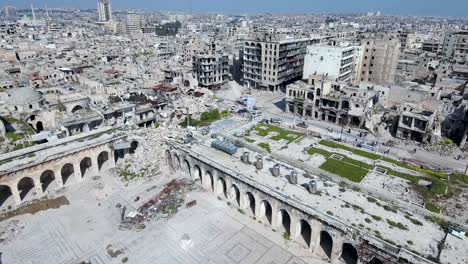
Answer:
xmin=7 ymin=0 xmax=468 ymax=17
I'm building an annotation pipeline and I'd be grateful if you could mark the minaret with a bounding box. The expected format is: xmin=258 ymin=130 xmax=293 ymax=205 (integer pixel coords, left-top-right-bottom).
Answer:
xmin=45 ymin=4 xmax=50 ymax=19
xmin=31 ymin=3 xmax=36 ymax=21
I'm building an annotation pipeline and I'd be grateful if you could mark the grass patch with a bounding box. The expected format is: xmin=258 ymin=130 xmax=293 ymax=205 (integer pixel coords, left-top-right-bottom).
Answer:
xmin=371 ymin=215 xmax=382 ymax=221
xmin=425 ymin=215 xmax=449 ymax=231
xmin=319 ymin=140 xmax=448 ymax=180
xmin=258 ymin=142 xmax=272 ymax=153
xmin=180 ymin=109 xmax=226 ymax=127
xmin=319 ymin=140 xmax=382 ymax=160
xmin=425 ymin=202 xmax=441 ymax=214
xmin=405 ymin=215 xmax=423 ymax=226
xmin=5 ymin=132 xmax=26 ymax=143
xmin=255 ymin=124 xmax=303 ymax=144
xmin=307 ymin=147 xmax=332 ymax=157
xmin=320 ymin=158 xmax=369 ymax=182
xmin=244 ymin=137 xmax=255 ymax=143
xmin=429 ymin=179 xmax=448 ymax=195
xmin=387 ymin=219 xmax=408 ymax=230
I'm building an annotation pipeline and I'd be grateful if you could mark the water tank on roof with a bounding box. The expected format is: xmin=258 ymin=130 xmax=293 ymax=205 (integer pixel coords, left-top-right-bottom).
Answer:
xmin=211 ymin=140 xmax=238 ymax=155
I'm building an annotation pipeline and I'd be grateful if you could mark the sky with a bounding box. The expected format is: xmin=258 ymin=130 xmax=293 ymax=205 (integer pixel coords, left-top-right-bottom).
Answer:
xmin=7 ymin=0 xmax=468 ymax=17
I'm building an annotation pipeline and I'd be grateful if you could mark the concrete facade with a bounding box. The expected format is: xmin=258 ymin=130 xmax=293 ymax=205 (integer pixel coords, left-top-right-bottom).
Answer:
xmin=353 ymin=38 xmax=400 ymax=85
xmin=303 ymin=44 xmax=356 ymax=83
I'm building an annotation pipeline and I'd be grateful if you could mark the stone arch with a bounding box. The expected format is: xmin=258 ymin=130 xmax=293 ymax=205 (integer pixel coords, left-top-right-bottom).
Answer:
xmin=320 ymin=231 xmax=334 ymax=259
xmin=216 ymin=177 xmax=228 ymax=198
xmin=173 ymin=153 xmax=181 ymax=171
xmin=183 ymin=159 xmax=191 ymax=178
xmin=97 ymin=151 xmax=110 ymax=171
xmin=129 ymin=140 xmax=139 ymax=154
xmin=165 ymin=150 xmax=173 ymax=168
xmin=297 ymin=219 xmax=312 ymax=248
xmin=259 ymin=200 xmax=273 ymax=225
xmin=17 ymin=177 xmax=35 ymax=201
xmin=80 ymin=157 xmax=93 ymax=178
xmin=61 ymin=163 xmax=75 ymax=185
xmin=342 ymin=243 xmax=358 ymax=264
xmin=71 ymin=105 xmax=84 ymax=113
xmin=0 ymin=185 xmax=13 ymax=208
xmin=277 ymin=209 xmax=291 ymax=235
xmin=193 ymin=165 xmax=202 ymax=183
xmin=40 ymin=170 xmax=56 ymax=192
xmin=205 ymin=171 xmax=215 ymax=192
xmin=230 ymin=184 xmax=241 ymax=207
xmin=245 ymin=192 xmax=256 ymax=216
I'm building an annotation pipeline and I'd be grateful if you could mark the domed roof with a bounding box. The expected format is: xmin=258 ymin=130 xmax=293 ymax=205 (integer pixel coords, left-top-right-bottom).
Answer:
xmin=7 ymin=87 xmax=43 ymax=106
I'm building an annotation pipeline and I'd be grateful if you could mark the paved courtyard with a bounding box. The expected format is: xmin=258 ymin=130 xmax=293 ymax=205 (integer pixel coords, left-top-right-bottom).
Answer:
xmin=0 ymin=172 xmax=327 ymax=264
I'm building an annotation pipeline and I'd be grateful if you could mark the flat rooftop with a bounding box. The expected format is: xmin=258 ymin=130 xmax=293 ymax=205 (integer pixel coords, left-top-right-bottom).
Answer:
xmin=0 ymin=128 xmax=124 ymax=175
xmin=183 ymin=142 xmax=450 ymax=261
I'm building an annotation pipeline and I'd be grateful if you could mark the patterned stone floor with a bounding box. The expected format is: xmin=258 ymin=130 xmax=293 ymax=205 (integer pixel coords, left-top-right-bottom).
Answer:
xmin=0 ymin=175 xmax=327 ymax=264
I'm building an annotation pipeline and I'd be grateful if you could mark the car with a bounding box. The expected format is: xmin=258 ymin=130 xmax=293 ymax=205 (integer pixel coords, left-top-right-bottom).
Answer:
xmin=296 ymin=122 xmax=308 ymax=128
xmin=270 ymin=118 xmax=282 ymax=124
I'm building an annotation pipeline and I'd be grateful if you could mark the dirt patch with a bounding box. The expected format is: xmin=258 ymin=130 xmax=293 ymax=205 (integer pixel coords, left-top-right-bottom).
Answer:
xmin=106 ymin=244 xmax=125 ymax=258
xmin=0 ymin=196 xmax=69 ymax=222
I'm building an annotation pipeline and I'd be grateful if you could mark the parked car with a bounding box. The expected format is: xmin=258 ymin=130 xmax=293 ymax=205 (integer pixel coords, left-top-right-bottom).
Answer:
xmin=296 ymin=122 xmax=308 ymax=128
xmin=270 ymin=118 xmax=282 ymax=124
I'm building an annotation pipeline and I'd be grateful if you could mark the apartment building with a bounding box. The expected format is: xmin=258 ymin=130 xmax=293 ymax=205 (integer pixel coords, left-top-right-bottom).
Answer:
xmin=303 ymin=42 xmax=356 ymax=83
xmin=353 ymin=37 xmax=400 ymax=85
xmin=442 ymin=31 xmax=468 ymax=63
xmin=243 ymin=37 xmax=319 ymax=91
xmin=98 ymin=0 xmax=112 ymax=22
xmin=192 ymin=54 xmax=229 ymax=90
xmin=126 ymin=11 xmax=142 ymax=35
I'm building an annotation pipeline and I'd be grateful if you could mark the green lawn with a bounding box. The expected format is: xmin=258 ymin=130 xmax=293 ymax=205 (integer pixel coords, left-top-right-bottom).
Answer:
xmin=255 ymin=124 xmax=303 ymax=144
xmin=245 ymin=137 xmax=255 ymax=143
xmin=258 ymin=142 xmax=272 ymax=153
xmin=319 ymin=140 xmax=448 ymax=180
xmin=307 ymin=147 xmax=332 ymax=157
xmin=425 ymin=202 xmax=441 ymax=214
xmin=320 ymin=158 xmax=369 ymax=182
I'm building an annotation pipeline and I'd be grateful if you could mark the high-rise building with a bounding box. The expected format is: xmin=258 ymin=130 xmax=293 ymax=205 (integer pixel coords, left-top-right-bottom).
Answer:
xmin=3 ymin=6 xmax=17 ymax=17
xmin=242 ymin=37 xmax=320 ymax=91
xmin=442 ymin=31 xmax=468 ymax=63
xmin=98 ymin=0 xmax=112 ymax=22
xmin=303 ymin=42 xmax=356 ymax=83
xmin=125 ymin=11 xmax=142 ymax=34
xmin=352 ymin=37 xmax=400 ymax=85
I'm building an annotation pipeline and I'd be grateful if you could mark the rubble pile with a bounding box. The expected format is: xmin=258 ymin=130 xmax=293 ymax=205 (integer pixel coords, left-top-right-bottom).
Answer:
xmin=119 ymin=178 xmax=202 ymax=230
xmin=0 ymin=220 xmax=25 ymax=244
xmin=115 ymin=126 xmax=184 ymax=181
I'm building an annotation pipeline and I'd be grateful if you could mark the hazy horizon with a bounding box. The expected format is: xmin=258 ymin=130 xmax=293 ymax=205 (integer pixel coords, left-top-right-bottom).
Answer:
xmin=5 ymin=0 xmax=468 ymax=17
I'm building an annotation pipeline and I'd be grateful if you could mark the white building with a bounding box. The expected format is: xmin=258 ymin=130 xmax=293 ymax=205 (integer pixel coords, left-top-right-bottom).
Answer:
xmin=303 ymin=43 xmax=356 ymax=83
xmin=126 ymin=11 xmax=142 ymax=35
xmin=98 ymin=0 xmax=112 ymax=22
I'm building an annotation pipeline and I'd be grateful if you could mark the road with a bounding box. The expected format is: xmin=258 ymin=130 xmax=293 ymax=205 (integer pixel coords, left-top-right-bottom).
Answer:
xmin=249 ymin=91 xmax=467 ymax=172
